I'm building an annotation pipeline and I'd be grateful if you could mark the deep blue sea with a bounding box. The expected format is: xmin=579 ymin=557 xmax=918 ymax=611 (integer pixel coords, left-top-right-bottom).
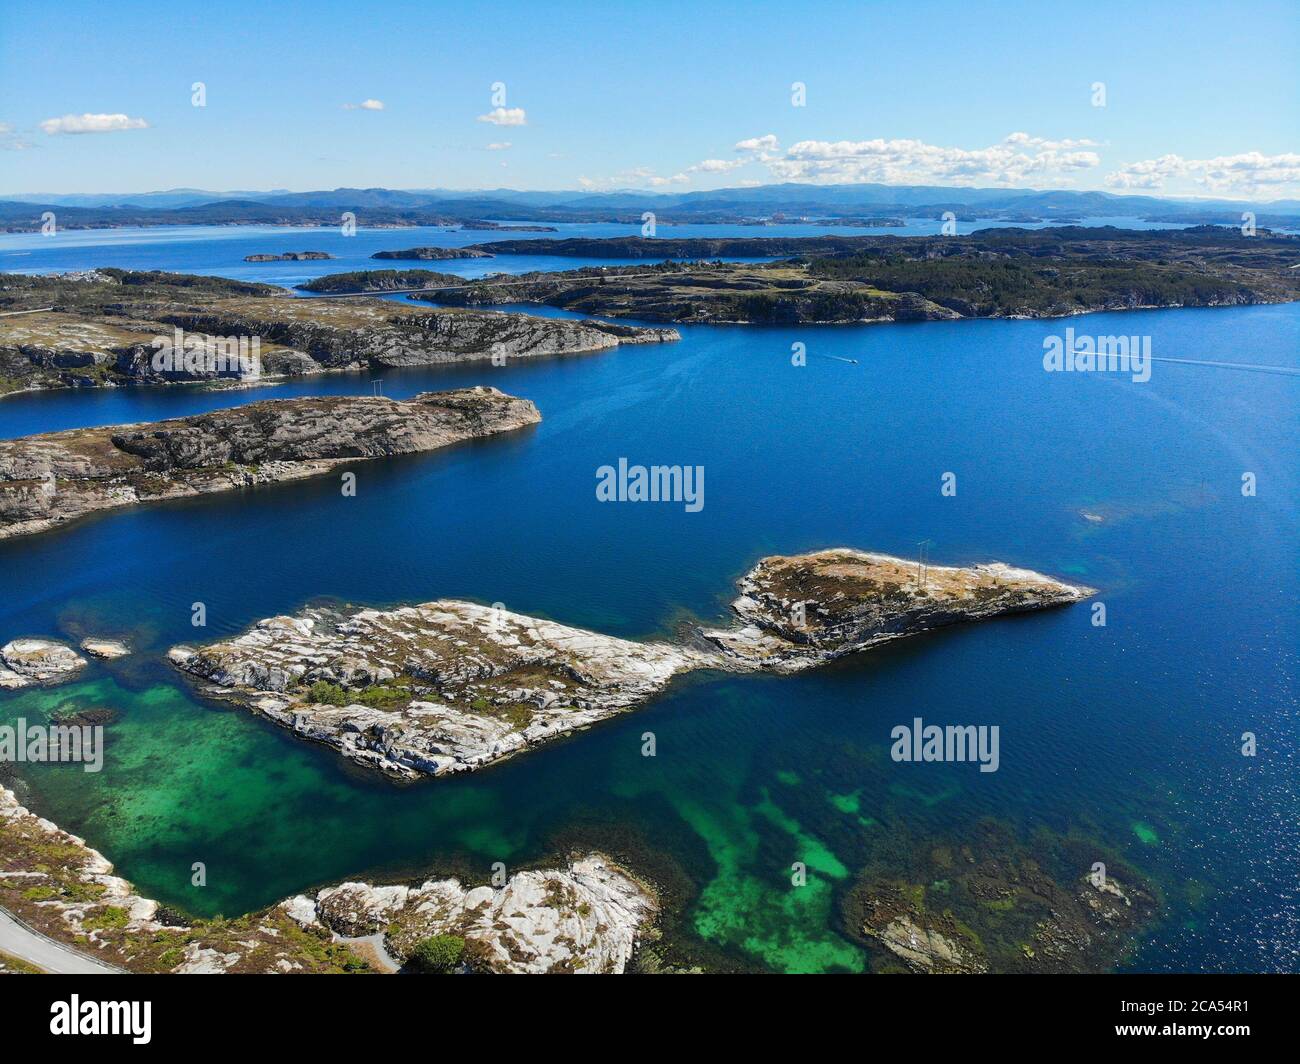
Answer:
xmin=0 ymin=224 xmax=1295 ymax=973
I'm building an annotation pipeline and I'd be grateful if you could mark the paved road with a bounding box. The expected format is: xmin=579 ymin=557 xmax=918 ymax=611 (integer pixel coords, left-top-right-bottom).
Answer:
xmin=0 ymin=906 xmax=121 ymax=974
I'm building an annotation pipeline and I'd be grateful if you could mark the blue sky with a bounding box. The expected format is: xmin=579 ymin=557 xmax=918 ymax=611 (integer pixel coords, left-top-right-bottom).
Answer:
xmin=1 ymin=0 xmax=1296 ymax=199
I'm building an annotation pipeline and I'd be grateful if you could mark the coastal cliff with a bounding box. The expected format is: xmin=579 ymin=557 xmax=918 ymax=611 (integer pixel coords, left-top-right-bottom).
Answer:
xmin=168 ymin=549 xmax=1093 ymax=779
xmin=0 ymin=387 xmax=540 ymax=540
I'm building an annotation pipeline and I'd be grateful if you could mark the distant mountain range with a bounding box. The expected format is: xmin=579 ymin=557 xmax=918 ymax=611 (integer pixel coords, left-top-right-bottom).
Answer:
xmin=3 ymin=183 xmax=1298 ymax=233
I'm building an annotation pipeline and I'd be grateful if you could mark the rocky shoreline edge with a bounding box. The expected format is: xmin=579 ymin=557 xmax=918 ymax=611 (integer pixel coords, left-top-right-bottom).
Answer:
xmin=0 ymin=781 xmax=657 ymax=974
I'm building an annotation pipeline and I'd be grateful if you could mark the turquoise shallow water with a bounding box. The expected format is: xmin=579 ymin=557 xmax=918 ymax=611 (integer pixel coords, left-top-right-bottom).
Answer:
xmin=0 ymin=228 xmax=1296 ymax=972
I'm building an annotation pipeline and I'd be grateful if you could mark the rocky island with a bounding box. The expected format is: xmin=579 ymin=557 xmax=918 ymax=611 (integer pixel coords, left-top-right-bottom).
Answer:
xmin=243 ymin=251 xmax=335 ymax=262
xmin=457 ymin=222 xmax=558 ymax=232
xmin=0 ymin=387 xmax=540 ymax=540
xmin=371 ymin=246 xmax=494 ymax=260
xmin=167 ymin=549 xmax=1093 ymax=779
xmin=698 ymin=549 xmax=1093 ymax=671
xmin=0 ymin=781 xmax=655 ymax=973
xmin=0 ymin=269 xmax=677 ymax=395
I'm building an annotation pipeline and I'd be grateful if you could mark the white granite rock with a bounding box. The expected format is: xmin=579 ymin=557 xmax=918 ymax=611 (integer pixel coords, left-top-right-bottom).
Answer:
xmin=79 ymin=638 xmax=131 ymax=659
xmin=297 ymin=854 xmax=656 ymax=974
xmin=0 ymin=638 xmax=88 ymax=688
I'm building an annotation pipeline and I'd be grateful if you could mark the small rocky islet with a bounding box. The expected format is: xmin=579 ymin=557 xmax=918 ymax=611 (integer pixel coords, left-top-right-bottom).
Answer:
xmin=0 ymin=638 xmax=89 ymax=689
xmin=243 ymin=251 xmax=335 ymax=262
xmin=370 ymin=246 xmax=494 ymax=260
xmin=0 ymin=636 xmax=131 ymax=688
xmin=167 ymin=548 xmax=1094 ymax=779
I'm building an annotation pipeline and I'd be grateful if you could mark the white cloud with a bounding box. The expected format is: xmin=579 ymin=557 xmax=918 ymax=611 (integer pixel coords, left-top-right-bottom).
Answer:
xmin=574 ymin=131 xmax=1108 ymax=193
xmin=1105 ymin=151 xmax=1300 ymax=195
xmin=689 ymin=158 xmax=746 ymax=173
xmin=40 ymin=113 xmax=149 ymax=135
xmin=343 ymin=99 xmax=385 ymax=111
xmin=477 ymin=107 xmax=527 ymax=126
xmin=759 ymin=132 xmax=1101 ymax=186
xmin=486 ymin=141 xmax=512 ymax=151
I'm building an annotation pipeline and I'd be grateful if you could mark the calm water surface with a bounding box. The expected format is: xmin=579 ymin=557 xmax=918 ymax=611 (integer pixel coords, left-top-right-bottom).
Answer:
xmin=0 ymin=228 xmax=1295 ymax=973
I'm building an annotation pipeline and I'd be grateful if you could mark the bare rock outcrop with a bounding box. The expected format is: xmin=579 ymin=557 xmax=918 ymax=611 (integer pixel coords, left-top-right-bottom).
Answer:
xmin=168 ymin=600 xmax=710 ymax=779
xmin=700 ymin=549 xmax=1093 ymax=671
xmin=0 ymin=386 xmax=540 ymax=540
xmin=0 ymin=639 xmax=87 ymax=689
xmin=285 ymin=854 xmax=656 ymax=974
